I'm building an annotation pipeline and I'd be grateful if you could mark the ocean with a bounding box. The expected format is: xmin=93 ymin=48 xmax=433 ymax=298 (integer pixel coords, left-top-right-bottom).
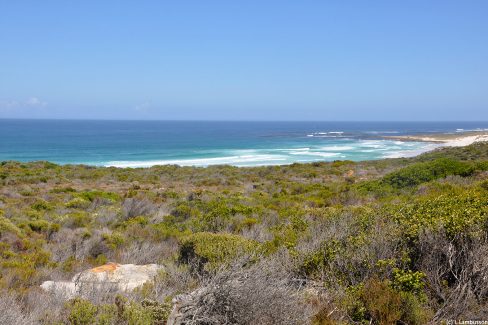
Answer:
xmin=1 ymin=120 xmax=488 ymax=167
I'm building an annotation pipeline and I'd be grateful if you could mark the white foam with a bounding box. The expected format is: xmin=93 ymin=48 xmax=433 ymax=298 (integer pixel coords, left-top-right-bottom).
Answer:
xmin=359 ymin=140 xmax=386 ymax=148
xmin=307 ymin=131 xmax=344 ymax=137
xmin=319 ymin=145 xmax=355 ymax=151
xmin=455 ymin=128 xmax=488 ymax=133
xmin=383 ymin=143 xmax=442 ymax=159
xmin=289 ymin=151 xmax=341 ymax=158
xmin=365 ymin=131 xmax=399 ymax=134
xmin=280 ymin=147 xmax=310 ymax=152
xmin=105 ymin=154 xmax=288 ymax=168
xmin=360 ymin=149 xmax=377 ymax=153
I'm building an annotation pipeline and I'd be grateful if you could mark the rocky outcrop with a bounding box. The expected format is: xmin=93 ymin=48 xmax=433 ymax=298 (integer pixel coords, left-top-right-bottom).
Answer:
xmin=40 ymin=262 xmax=163 ymax=298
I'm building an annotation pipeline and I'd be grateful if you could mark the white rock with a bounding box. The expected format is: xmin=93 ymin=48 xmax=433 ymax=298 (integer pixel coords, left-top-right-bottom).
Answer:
xmin=40 ymin=262 xmax=163 ymax=299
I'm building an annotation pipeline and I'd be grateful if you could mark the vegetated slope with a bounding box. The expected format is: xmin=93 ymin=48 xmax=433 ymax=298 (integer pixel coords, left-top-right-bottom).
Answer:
xmin=0 ymin=143 xmax=487 ymax=324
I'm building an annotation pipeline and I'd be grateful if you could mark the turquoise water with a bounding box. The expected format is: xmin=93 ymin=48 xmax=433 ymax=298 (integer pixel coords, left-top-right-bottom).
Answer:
xmin=1 ymin=120 xmax=487 ymax=167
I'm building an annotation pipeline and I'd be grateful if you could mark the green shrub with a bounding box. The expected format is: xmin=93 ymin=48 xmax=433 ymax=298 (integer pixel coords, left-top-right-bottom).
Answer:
xmin=475 ymin=160 xmax=488 ymax=171
xmin=62 ymin=256 xmax=77 ymax=272
xmin=151 ymin=219 xmax=187 ymax=240
xmin=67 ymin=298 xmax=98 ymax=325
xmin=75 ymin=190 xmax=120 ymax=202
xmin=122 ymin=215 xmax=149 ymax=227
xmin=123 ymin=302 xmax=153 ymax=325
xmin=66 ymin=197 xmax=90 ymax=209
xmin=96 ymin=304 xmax=118 ymax=325
xmin=140 ymin=299 xmax=172 ymax=324
xmin=25 ymin=219 xmax=60 ymax=233
xmin=31 ymin=199 xmax=54 ymax=211
xmin=188 ymin=197 xmax=255 ymax=232
xmin=179 ymin=232 xmax=260 ymax=271
xmin=382 ymin=158 xmax=474 ymax=189
xmin=50 ymin=186 xmax=76 ymax=193
xmin=393 ymin=188 xmax=488 ymax=238
xmin=391 ymin=268 xmax=426 ymax=296
xmin=65 ymin=211 xmax=92 ymax=228
xmin=301 ymin=242 xmax=337 ymax=273
xmin=0 ymin=215 xmax=23 ymax=238
xmin=65 ymin=299 xmax=118 ymax=325
xmin=237 ymin=217 xmax=258 ymax=230
xmin=265 ymin=210 xmax=309 ymax=252
xmin=102 ymin=232 xmax=125 ymax=249
xmin=171 ymin=203 xmax=201 ymax=221
xmin=355 ymin=179 xmax=394 ymax=196
xmin=331 ymin=160 xmax=354 ymax=167
xmin=480 ymin=179 xmax=488 ymax=191
xmin=418 ymin=142 xmax=488 ymax=161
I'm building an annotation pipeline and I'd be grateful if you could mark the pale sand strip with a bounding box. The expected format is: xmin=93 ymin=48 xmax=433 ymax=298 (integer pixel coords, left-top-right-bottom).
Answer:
xmin=384 ymin=131 xmax=488 ymax=147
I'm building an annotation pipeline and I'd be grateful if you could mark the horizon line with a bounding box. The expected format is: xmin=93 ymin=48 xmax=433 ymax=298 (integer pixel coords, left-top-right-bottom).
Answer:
xmin=1 ymin=118 xmax=488 ymax=123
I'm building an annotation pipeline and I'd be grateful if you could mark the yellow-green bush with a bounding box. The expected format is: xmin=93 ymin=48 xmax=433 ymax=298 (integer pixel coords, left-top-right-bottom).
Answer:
xmin=66 ymin=197 xmax=90 ymax=209
xmin=179 ymin=232 xmax=260 ymax=271
xmin=75 ymin=190 xmax=120 ymax=203
xmin=0 ymin=215 xmax=23 ymax=238
xmin=392 ymin=188 xmax=488 ymax=238
xmin=67 ymin=298 xmax=98 ymax=325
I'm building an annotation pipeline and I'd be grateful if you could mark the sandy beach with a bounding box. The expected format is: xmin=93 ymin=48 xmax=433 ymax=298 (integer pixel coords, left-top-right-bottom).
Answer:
xmin=383 ymin=131 xmax=488 ymax=147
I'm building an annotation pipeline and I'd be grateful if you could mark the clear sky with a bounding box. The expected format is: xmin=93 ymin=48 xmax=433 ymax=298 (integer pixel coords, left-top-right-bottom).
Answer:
xmin=1 ymin=1 xmax=487 ymax=121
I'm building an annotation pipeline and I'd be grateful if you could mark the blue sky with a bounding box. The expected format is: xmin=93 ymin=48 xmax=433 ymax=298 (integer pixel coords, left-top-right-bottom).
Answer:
xmin=1 ymin=1 xmax=487 ymax=121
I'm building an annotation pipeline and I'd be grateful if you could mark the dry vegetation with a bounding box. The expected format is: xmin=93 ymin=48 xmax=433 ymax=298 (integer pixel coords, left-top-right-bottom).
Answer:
xmin=0 ymin=142 xmax=488 ymax=324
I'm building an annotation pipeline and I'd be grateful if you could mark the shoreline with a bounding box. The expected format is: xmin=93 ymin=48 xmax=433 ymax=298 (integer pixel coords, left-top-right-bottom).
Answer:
xmin=382 ymin=131 xmax=488 ymax=147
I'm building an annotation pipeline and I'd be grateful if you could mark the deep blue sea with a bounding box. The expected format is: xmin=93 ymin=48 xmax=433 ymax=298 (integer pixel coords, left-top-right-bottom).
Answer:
xmin=1 ymin=120 xmax=488 ymax=167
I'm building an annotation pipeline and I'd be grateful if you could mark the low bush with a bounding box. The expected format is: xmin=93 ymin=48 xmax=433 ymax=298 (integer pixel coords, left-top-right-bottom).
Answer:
xmin=66 ymin=197 xmax=90 ymax=209
xmin=75 ymin=190 xmax=120 ymax=203
xmin=346 ymin=277 xmax=431 ymax=325
xmin=0 ymin=216 xmax=23 ymax=238
xmin=122 ymin=198 xmax=155 ymax=220
xmin=0 ymin=292 xmax=35 ymax=325
xmin=63 ymin=297 xmax=170 ymax=325
xmin=382 ymin=158 xmax=474 ymax=189
xmin=392 ymin=188 xmax=488 ymax=238
xmin=172 ymin=259 xmax=312 ymax=325
xmin=67 ymin=298 xmax=98 ymax=325
xmin=179 ymin=232 xmax=260 ymax=272
xmin=31 ymin=199 xmax=54 ymax=211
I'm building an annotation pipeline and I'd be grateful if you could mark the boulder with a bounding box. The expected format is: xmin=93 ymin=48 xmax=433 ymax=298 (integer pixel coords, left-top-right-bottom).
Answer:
xmin=40 ymin=262 xmax=163 ymax=298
